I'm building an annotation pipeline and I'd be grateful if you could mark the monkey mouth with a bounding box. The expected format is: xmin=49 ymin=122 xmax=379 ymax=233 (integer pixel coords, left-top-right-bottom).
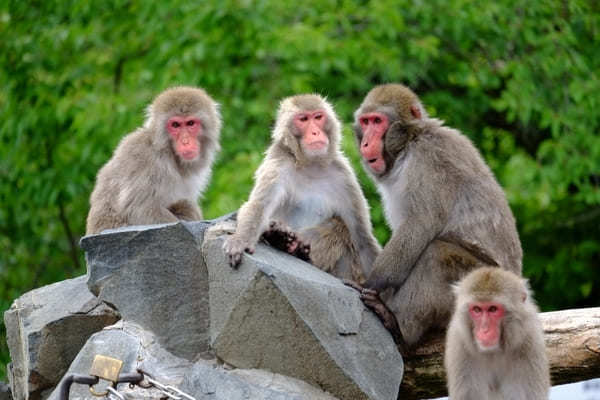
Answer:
xmin=366 ymin=157 xmax=386 ymax=174
xmin=181 ymin=151 xmax=199 ymax=160
xmin=306 ymin=141 xmax=328 ymax=150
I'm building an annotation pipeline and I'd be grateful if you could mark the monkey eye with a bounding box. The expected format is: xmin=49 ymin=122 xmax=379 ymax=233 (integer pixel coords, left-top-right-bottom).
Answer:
xmin=472 ymin=306 xmax=482 ymax=314
xmin=171 ymin=121 xmax=181 ymax=128
xmin=360 ymin=118 xmax=369 ymax=126
xmin=186 ymin=120 xmax=195 ymax=126
xmin=314 ymin=113 xmax=323 ymax=120
xmin=488 ymin=305 xmax=498 ymax=313
xmin=374 ymin=117 xmax=382 ymax=124
xmin=299 ymin=115 xmax=308 ymax=122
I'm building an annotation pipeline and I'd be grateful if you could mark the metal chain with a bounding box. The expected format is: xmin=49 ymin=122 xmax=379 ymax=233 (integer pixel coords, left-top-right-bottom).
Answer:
xmin=106 ymin=386 xmax=125 ymax=400
xmin=140 ymin=371 xmax=197 ymax=400
xmin=58 ymin=369 xmax=197 ymax=400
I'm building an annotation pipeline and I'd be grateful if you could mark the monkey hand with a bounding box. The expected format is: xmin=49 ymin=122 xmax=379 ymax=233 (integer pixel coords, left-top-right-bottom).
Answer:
xmin=223 ymin=236 xmax=255 ymax=269
xmin=261 ymin=221 xmax=311 ymax=262
xmin=344 ymin=280 xmax=409 ymax=353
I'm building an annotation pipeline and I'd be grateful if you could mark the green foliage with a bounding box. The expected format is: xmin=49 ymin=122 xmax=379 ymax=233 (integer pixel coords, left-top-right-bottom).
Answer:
xmin=1 ymin=0 xmax=598 ymax=379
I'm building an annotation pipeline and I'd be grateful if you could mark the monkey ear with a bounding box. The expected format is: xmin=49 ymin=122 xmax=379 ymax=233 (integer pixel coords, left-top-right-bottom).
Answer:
xmin=410 ymin=105 xmax=422 ymax=119
xmin=521 ymin=292 xmax=527 ymax=303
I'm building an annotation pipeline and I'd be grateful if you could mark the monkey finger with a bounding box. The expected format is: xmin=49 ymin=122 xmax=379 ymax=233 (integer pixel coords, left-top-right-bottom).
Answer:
xmin=298 ymin=244 xmax=310 ymax=258
xmin=287 ymin=241 xmax=299 ymax=253
xmin=360 ymin=292 xmax=381 ymax=303
xmin=343 ymin=280 xmax=365 ymax=292
xmin=361 ymin=288 xmax=379 ymax=296
xmin=245 ymin=247 xmax=255 ymax=254
xmin=229 ymin=253 xmax=242 ymax=268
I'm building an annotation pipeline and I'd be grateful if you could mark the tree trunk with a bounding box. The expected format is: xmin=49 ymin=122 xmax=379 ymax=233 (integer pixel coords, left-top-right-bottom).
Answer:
xmin=399 ymin=307 xmax=600 ymax=399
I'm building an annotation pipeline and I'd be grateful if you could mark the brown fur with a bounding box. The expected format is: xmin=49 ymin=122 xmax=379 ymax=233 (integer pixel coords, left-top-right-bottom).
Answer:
xmin=224 ymin=94 xmax=380 ymax=280
xmin=86 ymin=86 xmax=221 ymax=234
xmin=353 ymin=83 xmax=522 ymax=347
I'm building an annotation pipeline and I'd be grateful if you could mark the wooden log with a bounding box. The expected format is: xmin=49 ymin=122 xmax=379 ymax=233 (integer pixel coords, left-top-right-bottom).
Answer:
xmin=398 ymin=307 xmax=600 ymax=399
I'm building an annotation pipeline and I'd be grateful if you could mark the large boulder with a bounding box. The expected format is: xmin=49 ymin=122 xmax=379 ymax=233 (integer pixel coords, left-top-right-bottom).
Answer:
xmin=4 ymin=276 xmax=119 ymax=400
xmin=6 ymin=217 xmax=403 ymax=400
xmin=48 ymin=322 xmax=338 ymax=400
xmin=203 ymin=221 xmax=403 ymax=400
xmin=80 ymin=221 xmax=212 ymax=361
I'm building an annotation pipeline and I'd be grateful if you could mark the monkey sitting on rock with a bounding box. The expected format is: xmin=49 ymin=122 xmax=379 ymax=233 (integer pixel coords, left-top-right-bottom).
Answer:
xmin=86 ymin=86 xmax=221 ymax=235
xmin=347 ymin=84 xmax=523 ymax=353
xmin=224 ymin=94 xmax=381 ymax=282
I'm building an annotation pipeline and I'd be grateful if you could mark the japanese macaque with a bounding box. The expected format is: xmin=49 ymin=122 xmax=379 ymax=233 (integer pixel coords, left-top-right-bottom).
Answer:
xmin=347 ymin=84 xmax=522 ymax=352
xmin=224 ymin=94 xmax=381 ymax=282
xmin=445 ymin=267 xmax=550 ymax=400
xmin=86 ymin=86 xmax=221 ymax=235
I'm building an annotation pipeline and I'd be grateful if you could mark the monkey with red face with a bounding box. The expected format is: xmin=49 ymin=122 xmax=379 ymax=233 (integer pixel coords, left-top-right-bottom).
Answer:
xmin=445 ymin=267 xmax=550 ymax=400
xmin=348 ymin=84 xmax=522 ymax=353
xmin=86 ymin=86 xmax=221 ymax=234
xmin=224 ymin=94 xmax=380 ymax=282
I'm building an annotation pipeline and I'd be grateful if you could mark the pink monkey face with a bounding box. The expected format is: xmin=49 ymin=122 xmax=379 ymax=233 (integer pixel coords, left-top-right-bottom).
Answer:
xmin=166 ymin=116 xmax=202 ymax=160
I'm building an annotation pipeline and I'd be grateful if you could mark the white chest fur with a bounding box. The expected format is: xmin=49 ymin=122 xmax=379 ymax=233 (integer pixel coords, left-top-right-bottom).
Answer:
xmin=276 ymin=165 xmax=349 ymax=231
xmin=377 ymin=161 xmax=408 ymax=231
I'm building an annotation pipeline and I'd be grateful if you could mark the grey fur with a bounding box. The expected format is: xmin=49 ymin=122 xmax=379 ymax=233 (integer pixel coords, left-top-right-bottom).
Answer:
xmin=224 ymin=94 xmax=381 ymax=281
xmin=86 ymin=86 xmax=221 ymax=234
xmin=445 ymin=267 xmax=550 ymax=400
xmin=354 ymin=84 xmax=522 ymax=346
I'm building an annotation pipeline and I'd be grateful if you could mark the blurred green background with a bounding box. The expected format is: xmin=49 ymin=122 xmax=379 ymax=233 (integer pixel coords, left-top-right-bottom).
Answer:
xmin=1 ymin=0 xmax=599 ymax=379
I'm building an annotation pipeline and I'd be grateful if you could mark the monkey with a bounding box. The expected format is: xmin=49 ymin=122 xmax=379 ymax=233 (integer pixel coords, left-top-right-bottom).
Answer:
xmin=445 ymin=267 xmax=550 ymax=400
xmin=347 ymin=83 xmax=523 ymax=352
xmin=86 ymin=86 xmax=221 ymax=235
xmin=223 ymin=94 xmax=381 ymax=283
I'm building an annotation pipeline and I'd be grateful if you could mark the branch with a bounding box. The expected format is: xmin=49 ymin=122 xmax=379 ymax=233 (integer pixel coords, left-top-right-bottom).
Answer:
xmin=399 ymin=307 xmax=600 ymax=400
xmin=57 ymin=198 xmax=81 ymax=273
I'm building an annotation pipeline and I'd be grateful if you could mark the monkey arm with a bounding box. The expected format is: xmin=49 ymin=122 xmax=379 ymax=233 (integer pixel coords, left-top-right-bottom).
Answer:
xmin=365 ymin=184 xmax=453 ymax=291
xmin=365 ymin=224 xmax=439 ymax=291
xmin=224 ymin=162 xmax=287 ymax=267
xmin=235 ymin=166 xmax=286 ymax=245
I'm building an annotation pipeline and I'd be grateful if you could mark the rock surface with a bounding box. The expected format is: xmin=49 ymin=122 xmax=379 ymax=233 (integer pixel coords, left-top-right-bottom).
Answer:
xmin=80 ymin=221 xmax=212 ymax=361
xmin=47 ymin=322 xmax=338 ymax=400
xmin=4 ymin=276 xmax=119 ymax=400
xmin=204 ymin=221 xmax=403 ymax=400
xmin=6 ymin=218 xmax=404 ymax=400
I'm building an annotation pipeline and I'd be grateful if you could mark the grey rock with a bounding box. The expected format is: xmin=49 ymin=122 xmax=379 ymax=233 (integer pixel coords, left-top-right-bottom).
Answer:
xmin=0 ymin=382 xmax=12 ymax=400
xmin=48 ymin=322 xmax=338 ymax=400
xmin=4 ymin=276 xmax=119 ymax=400
xmin=80 ymin=221 xmax=212 ymax=361
xmin=203 ymin=221 xmax=403 ymax=400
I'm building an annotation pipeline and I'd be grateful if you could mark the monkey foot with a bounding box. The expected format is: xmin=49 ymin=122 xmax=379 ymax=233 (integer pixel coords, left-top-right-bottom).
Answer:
xmin=223 ymin=236 xmax=255 ymax=269
xmin=344 ymin=280 xmax=409 ymax=355
xmin=261 ymin=221 xmax=311 ymax=262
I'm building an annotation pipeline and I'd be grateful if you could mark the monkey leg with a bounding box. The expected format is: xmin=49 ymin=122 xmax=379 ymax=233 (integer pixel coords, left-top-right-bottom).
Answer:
xmin=385 ymin=239 xmax=484 ymax=347
xmin=302 ymin=216 xmax=365 ymax=283
xmin=168 ymin=199 xmax=202 ymax=221
xmin=261 ymin=221 xmax=311 ymax=262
